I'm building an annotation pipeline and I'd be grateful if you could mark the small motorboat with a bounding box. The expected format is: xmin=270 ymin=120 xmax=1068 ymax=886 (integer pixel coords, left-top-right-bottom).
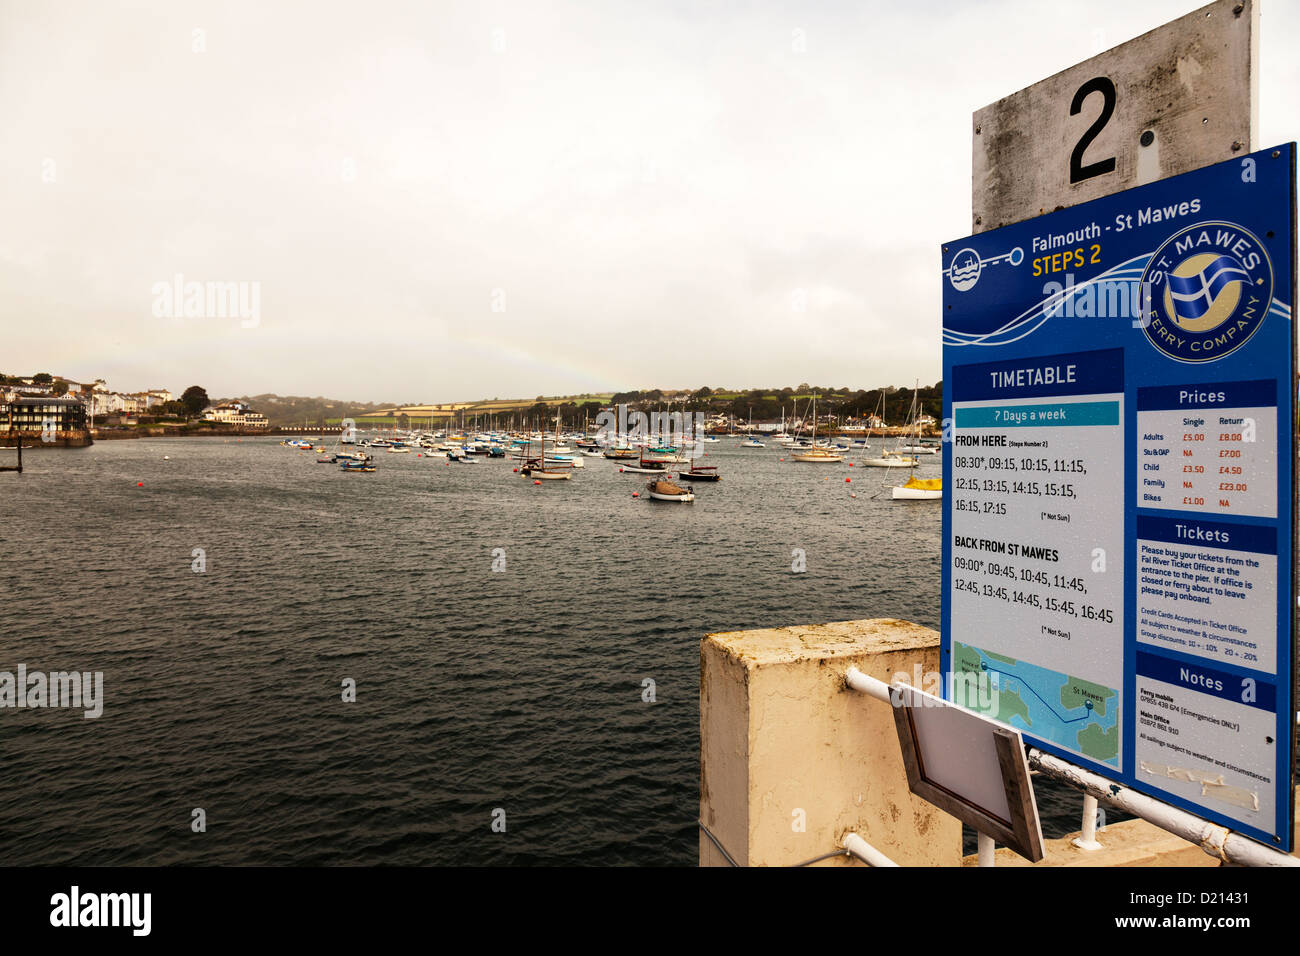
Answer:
xmin=891 ymin=475 xmax=942 ymax=500
xmin=646 ymin=478 xmax=695 ymax=502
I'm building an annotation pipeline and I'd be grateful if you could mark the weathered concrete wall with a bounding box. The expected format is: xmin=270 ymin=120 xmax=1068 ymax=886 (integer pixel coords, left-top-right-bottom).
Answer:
xmin=699 ymin=636 xmax=751 ymax=866
xmin=700 ymin=618 xmax=961 ymax=866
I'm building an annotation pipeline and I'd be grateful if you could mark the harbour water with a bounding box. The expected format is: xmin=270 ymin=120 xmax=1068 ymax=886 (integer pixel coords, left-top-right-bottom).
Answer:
xmin=0 ymin=437 xmax=1093 ymax=864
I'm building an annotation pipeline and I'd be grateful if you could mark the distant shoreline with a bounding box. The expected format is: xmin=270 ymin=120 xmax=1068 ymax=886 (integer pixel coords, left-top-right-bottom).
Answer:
xmin=3 ymin=424 xmax=940 ymax=448
xmin=2 ymin=426 xmax=276 ymax=447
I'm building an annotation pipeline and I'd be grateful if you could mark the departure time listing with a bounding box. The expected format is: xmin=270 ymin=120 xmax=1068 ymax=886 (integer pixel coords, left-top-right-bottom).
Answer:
xmin=948 ymin=349 xmax=1125 ymax=691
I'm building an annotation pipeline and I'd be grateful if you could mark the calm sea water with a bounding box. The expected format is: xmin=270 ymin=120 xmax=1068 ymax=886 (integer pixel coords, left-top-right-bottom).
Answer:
xmin=0 ymin=437 xmax=1092 ymax=865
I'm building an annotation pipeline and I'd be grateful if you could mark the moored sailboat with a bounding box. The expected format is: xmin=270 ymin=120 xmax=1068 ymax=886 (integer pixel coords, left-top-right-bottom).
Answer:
xmin=790 ymin=393 xmax=843 ymax=463
xmin=519 ymin=413 xmax=572 ymax=480
xmin=620 ymin=451 xmax=671 ymax=474
xmin=676 ymin=461 xmax=720 ymax=481
xmin=889 ymin=384 xmax=941 ymax=500
xmin=859 ymin=392 xmax=916 ymax=467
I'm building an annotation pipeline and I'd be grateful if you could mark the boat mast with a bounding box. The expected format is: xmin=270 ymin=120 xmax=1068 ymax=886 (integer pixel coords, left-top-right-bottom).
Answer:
xmin=907 ymin=382 xmax=919 ymax=479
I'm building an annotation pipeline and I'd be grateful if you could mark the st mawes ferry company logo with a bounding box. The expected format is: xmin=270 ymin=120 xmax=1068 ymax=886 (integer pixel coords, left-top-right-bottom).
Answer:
xmin=1139 ymin=221 xmax=1272 ymax=363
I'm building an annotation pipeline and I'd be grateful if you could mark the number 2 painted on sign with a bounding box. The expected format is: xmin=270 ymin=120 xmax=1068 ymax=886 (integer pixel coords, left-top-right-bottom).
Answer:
xmin=1069 ymin=76 xmax=1117 ymax=184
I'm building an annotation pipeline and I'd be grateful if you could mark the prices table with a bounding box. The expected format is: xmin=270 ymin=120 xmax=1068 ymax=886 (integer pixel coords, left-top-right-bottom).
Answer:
xmin=1136 ymin=381 xmax=1278 ymax=519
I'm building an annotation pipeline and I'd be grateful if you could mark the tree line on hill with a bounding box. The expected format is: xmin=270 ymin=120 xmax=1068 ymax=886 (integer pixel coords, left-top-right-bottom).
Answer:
xmin=608 ymin=383 xmax=943 ymax=426
xmin=445 ymin=383 xmax=943 ymax=430
xmin=218 ymin=394 xmax=393 ymax=427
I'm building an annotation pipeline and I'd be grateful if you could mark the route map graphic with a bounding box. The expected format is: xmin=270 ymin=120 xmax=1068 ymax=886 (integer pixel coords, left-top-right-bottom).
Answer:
xmin=953 ymin=642 xmax=1119 ymax=766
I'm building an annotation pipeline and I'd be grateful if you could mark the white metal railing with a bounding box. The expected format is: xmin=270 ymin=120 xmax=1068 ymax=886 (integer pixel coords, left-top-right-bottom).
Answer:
xmin=1028 ymin=748 xmax=1298 ymax=867
xmin=698 ymin=819 xmax=898 ymax=867
xmin=1073 ymin=793 xmax=1102 ymax=851
xmin=844 ymin=666 xmax=892 ymax=702
xmin=844 ymin=666 xmax=1299 ymax=868
xmin=843 ymin=832 xmax=899 ymax=867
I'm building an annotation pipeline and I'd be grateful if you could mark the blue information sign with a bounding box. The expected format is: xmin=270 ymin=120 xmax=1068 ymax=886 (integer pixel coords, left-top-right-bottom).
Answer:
xmin=941 ymin=144 xmax=1296 ymax=849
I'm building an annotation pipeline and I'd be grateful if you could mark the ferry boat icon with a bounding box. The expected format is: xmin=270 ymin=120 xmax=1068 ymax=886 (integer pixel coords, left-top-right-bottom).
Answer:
xmin=945 ymin=245 xmax=1024 ymax=292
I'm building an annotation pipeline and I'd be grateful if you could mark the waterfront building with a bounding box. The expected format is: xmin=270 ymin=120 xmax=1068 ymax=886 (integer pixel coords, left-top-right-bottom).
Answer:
xmin=201 ymin=401 xmax=270 ymax=428
xmin=88 ymin=391 xmax=141 ymax=417
xmin=2 ymin=397 xmax=88 ymax=434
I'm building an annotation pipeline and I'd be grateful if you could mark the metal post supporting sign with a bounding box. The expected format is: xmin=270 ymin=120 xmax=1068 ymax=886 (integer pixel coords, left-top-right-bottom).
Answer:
xmin=942 ymin=0 xmax=1295 ymax=852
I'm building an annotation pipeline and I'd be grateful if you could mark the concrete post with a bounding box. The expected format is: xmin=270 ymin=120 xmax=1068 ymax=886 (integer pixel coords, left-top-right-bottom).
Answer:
xmin=700 ymin=618 xmax=961 ymax=866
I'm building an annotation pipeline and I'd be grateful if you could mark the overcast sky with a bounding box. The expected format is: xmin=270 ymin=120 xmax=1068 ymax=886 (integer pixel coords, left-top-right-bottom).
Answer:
xmin=2 ymin=0 xmax=1296 ymax=404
